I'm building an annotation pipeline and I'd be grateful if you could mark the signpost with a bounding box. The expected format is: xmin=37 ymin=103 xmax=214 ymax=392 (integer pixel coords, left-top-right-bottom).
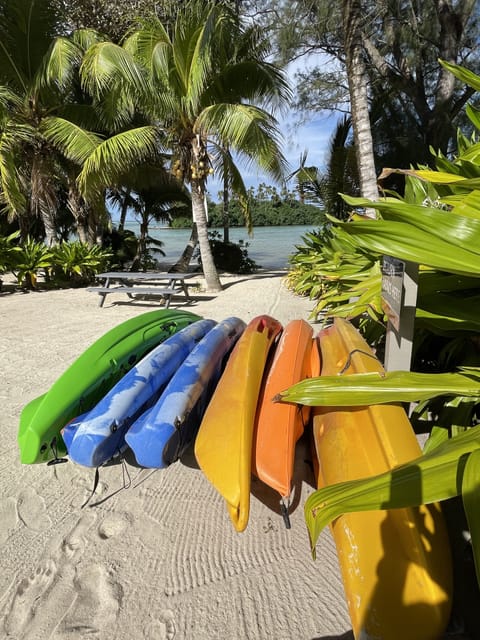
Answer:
xmin=381 ymin=256 xmax=418 ymax=371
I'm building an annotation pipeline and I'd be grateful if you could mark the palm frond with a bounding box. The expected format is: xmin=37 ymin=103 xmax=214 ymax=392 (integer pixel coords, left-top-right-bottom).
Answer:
xmin=0 ymin=141 xmax=26 ymax=216
xmin=184 ymin=6 xmax=219 ymax=113
xmin=38 ymin=36 xmax=83 ymax=93
xmin=41 ymin=116 xmax=103 ymax=165
xmin=80 ymin=41 xmax=147 ymax=101
xmin=77 ymin=126 xmax=162 ymax=196
xmin=71 ymin=28 xmax=107 ymax=52
xmin=198 ymin=103 xmax=288 ymax=182
xmin=214 ymin=61 xmax=292 ymax=111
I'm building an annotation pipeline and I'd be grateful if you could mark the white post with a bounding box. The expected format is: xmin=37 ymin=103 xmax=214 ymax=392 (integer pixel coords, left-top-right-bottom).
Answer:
xmin=382 ymin=258 xmax=419 ymax=371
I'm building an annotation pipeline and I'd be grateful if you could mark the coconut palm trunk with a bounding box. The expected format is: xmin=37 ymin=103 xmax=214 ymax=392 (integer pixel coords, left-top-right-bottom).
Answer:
xmin=191 ymin=180 xmax=222 ymax=292
xmin=169 ymin=224 xmax=198 ymax=273
xmin=343 ymin=0 xmax=378 ymax=205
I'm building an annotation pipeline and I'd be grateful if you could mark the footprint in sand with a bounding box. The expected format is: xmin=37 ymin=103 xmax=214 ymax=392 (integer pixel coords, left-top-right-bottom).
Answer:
xmin=97 ymin=512 xmax=130 ymax=539
xmin=3 ymin=559 xmax=57 ymax=637
xmin=144 ymin=610 xmax=177 ymax=640
xmin=17 ymin=487 xmax=51 ymax=532
xmin=57 ymin=511 xmax=96 ymax=563
xmin=3 ymin=512 xmax=97 ymax=638
xmin=56 ymin=564 xmax=121 ymax=637
xmin=0 ymin=497 xmax=18 ymax=545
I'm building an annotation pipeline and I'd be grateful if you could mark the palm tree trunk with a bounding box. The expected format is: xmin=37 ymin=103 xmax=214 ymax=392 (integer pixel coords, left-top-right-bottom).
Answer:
xmin=223 ymin=169 xmax=230 ymax=244
xmin=118 ymin=187 xmax=131 ymax=232
xmin=169 ymin=223 xmax=198 ymax=273
xmin=31 ymin=154 xmax=58 ymax=246
xmin=191 ymin=180 xmax=222 ymax=292
xmin=343 ymin=0 xmax=378 ymax=206
xmin=131 ymin=212 xmax=149 ymax=271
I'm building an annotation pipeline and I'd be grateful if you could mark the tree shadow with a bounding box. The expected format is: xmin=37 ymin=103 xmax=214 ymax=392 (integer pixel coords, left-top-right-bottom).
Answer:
xmin=348 ymin=465 xmax=456 ymax=638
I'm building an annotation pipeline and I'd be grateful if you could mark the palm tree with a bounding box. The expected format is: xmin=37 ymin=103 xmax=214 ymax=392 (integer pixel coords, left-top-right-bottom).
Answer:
xmin=0 ymin=0 xmax=64 ymax=243
xmin=0 ymin=0 xmax=110 ymax=244
xmin=121 ymin=0 xmax=290 ymax=290
xmin=107 ymin=163 xmax=191 ymax=269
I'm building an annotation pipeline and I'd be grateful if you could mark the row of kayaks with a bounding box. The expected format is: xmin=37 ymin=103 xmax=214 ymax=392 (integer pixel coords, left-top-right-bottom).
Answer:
xmin=18 ymin=309 xmax=453 ymax=639
xmin=18 ymin=310 xmax=319 ymax=531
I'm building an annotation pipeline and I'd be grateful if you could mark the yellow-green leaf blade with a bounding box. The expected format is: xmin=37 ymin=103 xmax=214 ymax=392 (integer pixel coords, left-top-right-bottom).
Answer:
xmin=277 ymin=371 xmax=480 ymax=406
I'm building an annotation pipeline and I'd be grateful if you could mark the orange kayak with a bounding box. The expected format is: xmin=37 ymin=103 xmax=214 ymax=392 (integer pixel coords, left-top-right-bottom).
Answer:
xmin=195 ymin=315 xmax=282 ymax=532
xmin=252 ymin=319 xmax=320 ymax=524
xmin=312 ymin=318 xmax=452 ymax=639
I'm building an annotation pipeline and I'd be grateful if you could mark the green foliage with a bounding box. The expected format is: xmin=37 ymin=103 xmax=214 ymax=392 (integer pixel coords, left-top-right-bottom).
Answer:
xmin=12 ymin=238 xmax=54 ymax=289
xmin=50 ymin=240 xmax=111 ymax=284
xmin=208 ymin=184 xmax=324 ymax=227
xmin=1 ymin=234 xmax=112 ymax=288
xmin=285 ymin=225 xmax=385 ymax=345
xmin=268 ymin=0 xmax=480 ymax=165
xmin=0 ymin=231 xmax=21 ymax=274
xmin=284 ymin=61 xmax=480 ymax=589
xmin=134 ymin=234 xmax=166 ymax=271
xmin=170 ymin=216 xmax=192 ymax=229
xmin=101 ymin=227 xmax=138 ymax=269
xmin=197 ymin=231 xmax=260 ymax=274
xmin=289 ymin=118 xmax=359 ymax=220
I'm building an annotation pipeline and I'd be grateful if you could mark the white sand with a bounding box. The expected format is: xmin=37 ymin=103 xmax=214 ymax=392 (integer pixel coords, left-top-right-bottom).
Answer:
xmin=0 ymin=272 xmax=353 ymax=639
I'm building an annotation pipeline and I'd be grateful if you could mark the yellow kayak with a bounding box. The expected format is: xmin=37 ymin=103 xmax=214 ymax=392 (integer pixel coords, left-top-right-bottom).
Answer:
xmin=195 ymin=315 xmax=282 ymax=532
xmin=312 ymin=318 xmax=452 ymax=640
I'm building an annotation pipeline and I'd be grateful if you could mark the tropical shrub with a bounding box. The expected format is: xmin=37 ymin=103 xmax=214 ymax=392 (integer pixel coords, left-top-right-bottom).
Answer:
xmin=12 ymin=237 xmax=54 ymax=289
xmin=50 ymin=241 xmax=111 ymax=285
xmin=286 ymin=225 xmax=384 ymax=345
xmin=196 ymin=231 xmax=260 ymax=274
xmin=101 ymin=228 xmax=138 ymax=269
xmin=0 ymin=231 xmax=22 ymax=276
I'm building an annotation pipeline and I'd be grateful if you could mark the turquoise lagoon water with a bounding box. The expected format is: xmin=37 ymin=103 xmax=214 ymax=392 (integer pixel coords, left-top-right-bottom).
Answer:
xmin=122 ymin=223 xmax=317 ymax=271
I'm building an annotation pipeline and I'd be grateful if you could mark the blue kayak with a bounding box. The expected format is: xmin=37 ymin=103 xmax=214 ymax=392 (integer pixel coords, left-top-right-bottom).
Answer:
xmin=63 ymin=319 xmax=216 ymax=467
xmin=125 ymin=317 xmax=246 ymax=468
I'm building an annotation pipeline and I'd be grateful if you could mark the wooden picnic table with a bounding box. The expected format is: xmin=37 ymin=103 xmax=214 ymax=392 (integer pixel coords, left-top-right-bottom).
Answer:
xmin=86 ymin=271 xmax=196 ymax=308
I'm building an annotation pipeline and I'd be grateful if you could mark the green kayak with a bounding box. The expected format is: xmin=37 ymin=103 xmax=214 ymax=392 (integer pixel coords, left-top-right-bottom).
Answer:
xmin=18 ymin=309 xmax=201 ymax=464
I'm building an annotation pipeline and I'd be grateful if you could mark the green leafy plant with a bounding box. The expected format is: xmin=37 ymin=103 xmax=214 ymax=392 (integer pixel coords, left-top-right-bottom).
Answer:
xmin=50 ymin=241 xmax=111 ymax=285
xmin=196 ymin=231 xmax=260 ymax=274
xmin=0 ymin=231 xmax=21 ymax=276
xmin=12 ymin=237 xmax=54 ymax=289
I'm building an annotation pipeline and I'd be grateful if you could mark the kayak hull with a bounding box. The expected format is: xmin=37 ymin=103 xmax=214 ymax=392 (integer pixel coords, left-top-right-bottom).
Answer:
xmin=195 ymin=315 xmax=282 ymax=532
xmin=18 ymin=309 xmax=201 ymax=464
xmin=126 ymin=317 xmax=246 ymax=468
xmin=253 ymin=319 xmax=320 ymax=500
xmin=65 ymin=319 xmax=216 ymax=468
xmin=312 ymin=318 xmax=452 ymax=640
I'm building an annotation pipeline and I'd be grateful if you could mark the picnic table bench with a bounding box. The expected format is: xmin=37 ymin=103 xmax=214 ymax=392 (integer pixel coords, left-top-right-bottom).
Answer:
xmin=87 ymin=271 xmax=196 ymax=308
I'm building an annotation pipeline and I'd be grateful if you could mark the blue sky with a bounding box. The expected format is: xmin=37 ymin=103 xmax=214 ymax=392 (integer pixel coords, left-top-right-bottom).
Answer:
xmin=206 ymin=110 xmax=338 ymax=199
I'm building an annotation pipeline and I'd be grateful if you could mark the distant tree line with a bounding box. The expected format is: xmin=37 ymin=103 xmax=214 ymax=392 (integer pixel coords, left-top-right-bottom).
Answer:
xmin=170 ymin=184 xmax=324 ymax=228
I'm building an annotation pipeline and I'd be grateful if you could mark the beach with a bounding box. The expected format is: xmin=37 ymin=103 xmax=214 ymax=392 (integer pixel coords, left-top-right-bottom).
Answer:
xmin=0 ymin=272 xmax=353 ymax=640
